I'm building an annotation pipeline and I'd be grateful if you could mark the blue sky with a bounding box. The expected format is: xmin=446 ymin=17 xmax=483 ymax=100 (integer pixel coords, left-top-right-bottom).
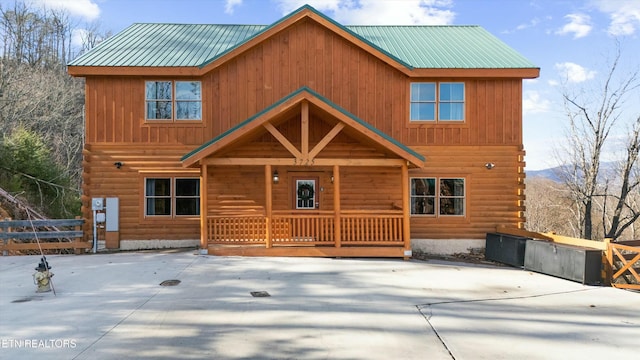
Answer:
xmin=10 ymin=0 xmax=640 ymax=170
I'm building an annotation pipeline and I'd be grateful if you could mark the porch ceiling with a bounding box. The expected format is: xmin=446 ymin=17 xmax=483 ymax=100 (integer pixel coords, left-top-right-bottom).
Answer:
xmin=181 ymin=86 xmax=425 ymax=168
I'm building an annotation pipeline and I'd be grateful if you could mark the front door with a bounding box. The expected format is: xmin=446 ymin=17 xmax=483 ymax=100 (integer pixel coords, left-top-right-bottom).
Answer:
xmin=293 ymin=177 xmax=319 ymax=210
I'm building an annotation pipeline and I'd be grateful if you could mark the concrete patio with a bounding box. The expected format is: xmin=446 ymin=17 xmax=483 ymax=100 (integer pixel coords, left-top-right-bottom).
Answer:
xmin=1 ymin=250 xmax=638 ymax=359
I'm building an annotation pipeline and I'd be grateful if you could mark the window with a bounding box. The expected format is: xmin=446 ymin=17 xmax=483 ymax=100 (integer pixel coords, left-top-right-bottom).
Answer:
xmin=145 ymin=81 xmax=201 ymax=121
xmin=411 ymin=178 xmax=436 ymax=215
xmin=411 ymin=177 xmax=465 ymax=216
xmin=439 ymin=178 xmax=465 ymax=215
xmin=410 ymin=82 xmax=464 ymax=121
xmin=145 ymin=177 xmax=200 ymax=217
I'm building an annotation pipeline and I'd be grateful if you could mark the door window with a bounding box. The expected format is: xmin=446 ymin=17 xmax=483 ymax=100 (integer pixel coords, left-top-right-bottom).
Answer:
xmin=296 ymin=179 xmax=316 ymax=209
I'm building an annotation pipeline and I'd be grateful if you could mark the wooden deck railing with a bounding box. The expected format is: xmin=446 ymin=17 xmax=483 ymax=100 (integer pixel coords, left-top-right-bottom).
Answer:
xmin=208 ymin=210 xmax=404 ymax=247
xmin=341 ymin=210 xmax=403 ymax=245
xmin=271 ymin=211 xmax=335 ymax=245
xmin=0 ymin=217 xmax=88 ymax=255
xmin=208 ymin=215 xmax=266 ymax=244
xmin=606 ymin=240 xmax=640 ymax=290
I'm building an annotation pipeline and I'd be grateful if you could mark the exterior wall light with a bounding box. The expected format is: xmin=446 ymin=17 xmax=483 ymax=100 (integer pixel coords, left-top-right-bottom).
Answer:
xmin=273 ymin=170 xmax=279 ymax=184
xmin=114 ymin=161 xmax=123 ymax=169
xmin=485 ymin=162 xmax=495 ymax=170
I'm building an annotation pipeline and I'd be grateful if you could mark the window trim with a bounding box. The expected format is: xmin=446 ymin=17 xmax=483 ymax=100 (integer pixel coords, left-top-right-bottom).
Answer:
xmin=142 ymin=176 xmax=200 ymax=220
xmin=410 ymin=176 xmax=466 ymax=217
xmin=409 ymin=81 xmax=465 ymax=123
xmin=144 ymin=80 xmax=202 ymax=123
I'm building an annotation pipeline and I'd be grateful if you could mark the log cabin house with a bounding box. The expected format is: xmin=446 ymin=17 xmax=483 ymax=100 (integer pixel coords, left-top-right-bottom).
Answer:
xmin=68 ymin=5 xmax=539 ymax=258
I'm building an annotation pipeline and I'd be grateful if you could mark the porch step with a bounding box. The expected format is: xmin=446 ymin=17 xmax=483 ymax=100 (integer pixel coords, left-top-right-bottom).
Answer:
xmin=208 ymin=244 xmax=407 ymax=258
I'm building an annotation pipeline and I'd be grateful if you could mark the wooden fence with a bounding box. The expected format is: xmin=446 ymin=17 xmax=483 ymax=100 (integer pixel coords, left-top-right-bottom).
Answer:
xmin=606 ymin=239 xmax=640 ymax=290
xmin=0 ymin=217 xmax=88 ymax=255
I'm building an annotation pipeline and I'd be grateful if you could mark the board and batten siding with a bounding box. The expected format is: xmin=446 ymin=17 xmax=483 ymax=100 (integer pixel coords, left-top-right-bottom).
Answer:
xmin=83 ymin=20 xmax=524 ymax=147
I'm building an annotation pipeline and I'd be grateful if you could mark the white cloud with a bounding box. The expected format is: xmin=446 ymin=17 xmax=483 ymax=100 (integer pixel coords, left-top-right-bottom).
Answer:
xmin=554 ymin=62 xmax=597 ymax=83
xmin=71 ymin=28 xmax=87 ymax=48
xmin=523 ymin=90 xmax=551 ymax=115
xmin=225 ymin=0 xmax=243 ymax=14
xmin=516 ymin=17 xmax=541 ymax=31
xmin=273 ymin=0 xmax=455 ymax=25
xmin=34 ymin=0 xmax=100 ymax=21
xmin=591 ymin=0 xmax=640 ymax=36
xmin=556 ymin=13 xmax=592 ymax=38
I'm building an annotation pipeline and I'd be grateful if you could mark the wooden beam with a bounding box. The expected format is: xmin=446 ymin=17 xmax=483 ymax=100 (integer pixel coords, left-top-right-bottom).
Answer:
xmin=263 ymin=122 xmax=303 ymax=159
xmin=68 ymin=66 xmax=201 ymax=77
xmin=265 ymin=165 xmax=273 ymax=249
xmin=401 ymin=163 xmax=411 ymax=260
xmin=301 ymin=101 xmax=309 ymax=158
xmin=300 ymin=92 xmax=424 ymax=167
xmin=200 ymin=164 xmax=208 ymax=250
xmin=308 ymin=123 xmax=345 ymax=160
xmin=203 ymin=157 xmax=406 ymax=166
xmin=310 ymin=158 xmax=406 ymax=166
xmin=409 ymin=67 xmax=540 ymax=79
xmin=333 ymin=165 xmax=341 ymax=248
xmin=495 ymin=225 xmax=607 ymax=251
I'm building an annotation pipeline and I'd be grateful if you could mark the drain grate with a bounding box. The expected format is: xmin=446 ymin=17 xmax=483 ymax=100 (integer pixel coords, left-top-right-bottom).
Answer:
xmin=250 ymin=291 xmax=271 ymax=297
xmin=160 ymin=279 xmax=181 ymax=286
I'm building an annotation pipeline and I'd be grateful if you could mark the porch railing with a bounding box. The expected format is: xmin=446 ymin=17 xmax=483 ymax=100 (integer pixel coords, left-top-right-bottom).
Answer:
xmin=208 ymin=215 xmax=266 ymax=244
xmin=340 ymin=210 xmax=403 ymax=245
xmin=272 ymin=211 xmax=335 ymax=245
xmin=207 ymin=210 xmax=403 ymax=247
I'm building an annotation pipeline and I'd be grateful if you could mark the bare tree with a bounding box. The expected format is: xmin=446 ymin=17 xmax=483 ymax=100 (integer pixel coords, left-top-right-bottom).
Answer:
xmin=0 ymin=1 xmax=93 ymax=218
xmin=557 ymin=45 xmax=639 ymax=240
xmin=525 ymin=177 xmax=580 ymax=236
xmin=600 ymin=117 xmax=640 ymax=239
xmin=76 ymin=20 xmax=112 ymax=57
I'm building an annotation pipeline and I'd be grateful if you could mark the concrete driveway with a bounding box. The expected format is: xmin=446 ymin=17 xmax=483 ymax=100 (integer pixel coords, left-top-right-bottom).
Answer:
xmin=1 ymin=250 xmax=638 ymax=359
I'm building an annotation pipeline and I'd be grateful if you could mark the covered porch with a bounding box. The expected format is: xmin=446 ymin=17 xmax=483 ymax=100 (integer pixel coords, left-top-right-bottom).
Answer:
xmin=182 ymin=87 xmax=424 ymax=258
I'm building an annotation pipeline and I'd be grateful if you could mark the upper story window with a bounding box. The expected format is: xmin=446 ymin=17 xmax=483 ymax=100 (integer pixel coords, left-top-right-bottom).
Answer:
xmin=145 ymin=81 xmax=202 ymax=121
xmin=410 ymin=82 xmax=464 ymax=122
xmin=411 ymin=177 xmax=465 ymax=216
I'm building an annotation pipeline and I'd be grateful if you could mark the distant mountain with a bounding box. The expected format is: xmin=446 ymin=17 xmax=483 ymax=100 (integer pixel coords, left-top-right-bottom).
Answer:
xmin=527 ymin=167 xmax=562 ymax=182
xmin=527 ymin=162 xmax=619 ymax=183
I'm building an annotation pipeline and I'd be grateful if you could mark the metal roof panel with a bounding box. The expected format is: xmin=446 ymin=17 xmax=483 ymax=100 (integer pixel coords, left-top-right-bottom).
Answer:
xmin=69 ymin=13 xmax=536 ymax=69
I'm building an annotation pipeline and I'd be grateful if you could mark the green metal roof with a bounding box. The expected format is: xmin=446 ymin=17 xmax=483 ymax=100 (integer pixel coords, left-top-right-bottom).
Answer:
xmin=348 ymin=26 xmax=536 ymax=69
xmin=69 ymin=6 xmax=536 ymax=69
xmin=70 ymin=23 xmax=265 ymax=67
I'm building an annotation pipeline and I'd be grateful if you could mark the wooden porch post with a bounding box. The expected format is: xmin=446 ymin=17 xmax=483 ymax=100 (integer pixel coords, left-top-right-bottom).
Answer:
xmin=402 ymin=163 xmax=411 ymax=260
xmin=199 ymin=164 xmax=208 ymax=252
xmin=301 ymin=101 xmax=309 ymax=157
xmin=265 ymin=164 xmax=272 ymax=248
xmin=333 ymin=165 xmax=341 ymax=248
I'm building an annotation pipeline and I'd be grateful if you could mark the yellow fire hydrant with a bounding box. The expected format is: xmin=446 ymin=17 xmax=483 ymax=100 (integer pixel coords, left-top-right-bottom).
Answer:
xmin=33 ymin=257 xmax=54 ymax=293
